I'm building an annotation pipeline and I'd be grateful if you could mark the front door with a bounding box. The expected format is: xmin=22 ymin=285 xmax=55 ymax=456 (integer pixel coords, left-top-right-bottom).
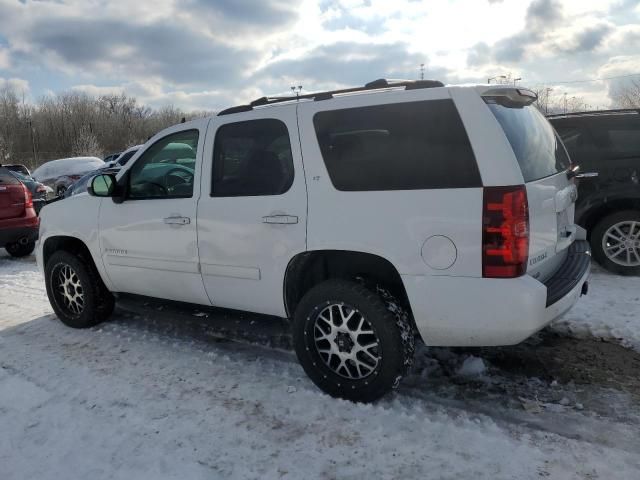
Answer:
xmin=197 ymin=109 xmax=307 ymax=317
xmin=98 ymin=121 xmax=211 ymax=305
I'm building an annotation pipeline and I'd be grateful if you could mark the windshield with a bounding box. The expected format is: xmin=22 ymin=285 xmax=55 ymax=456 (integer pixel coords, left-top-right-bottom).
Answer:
xmin=486 ymin=102 xmax=570 ymax=182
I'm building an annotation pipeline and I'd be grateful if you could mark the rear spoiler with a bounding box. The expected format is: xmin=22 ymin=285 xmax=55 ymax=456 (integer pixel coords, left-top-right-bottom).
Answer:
xmin=481 ymin=88 xmax=537 ymax=108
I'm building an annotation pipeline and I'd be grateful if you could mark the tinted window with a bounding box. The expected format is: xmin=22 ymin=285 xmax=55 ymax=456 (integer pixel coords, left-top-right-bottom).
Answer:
xmin=313 ymin=100 xmax=480 ymax=191
xmin=487 ymin=102 xmax=570 ymax=182
xmin=0 ymin=167 xmax=20 ymax=185
xmin=211 ymin=119 xmax=294 ymax=197
xmin=117 ymin=149 xmax=138 ymax=166
xmin=128 ymin=130 xmax=198 ymax=199
xmin=606 ymin=129 xmax=640 ymax=156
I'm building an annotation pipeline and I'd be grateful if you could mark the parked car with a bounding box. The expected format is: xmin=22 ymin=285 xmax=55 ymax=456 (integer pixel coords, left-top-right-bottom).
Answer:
xmin=65 ymin=145 xmax=143 ymax=197
xmin=32 ymin=156 xmax=105 ymax=196
xmin=8 ymin=170 xmax=54 ymax=214
xmin=37 ymin=80 xmax=590 ymax=402
xmin=0 ymin=165 xmax=39 ymax=257
xmin=112 ymin=145 xmax=142 ymax=167
xmin=103 ymin=152 xmax=122 ymax=165
xmin=549 ymin=109 xmax=640 ymax=275
xmin=3 ymin=163 xmax=32 ymax=176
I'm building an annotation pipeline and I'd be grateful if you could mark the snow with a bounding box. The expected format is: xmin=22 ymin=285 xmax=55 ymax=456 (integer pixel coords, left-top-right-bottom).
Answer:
xmin=1 ymin=251 xmax=640 ymax=479
xmin=456 ymin=355 xmax=487 ymax=377
xmin=551 ymin=263 xmax=640 ymax=352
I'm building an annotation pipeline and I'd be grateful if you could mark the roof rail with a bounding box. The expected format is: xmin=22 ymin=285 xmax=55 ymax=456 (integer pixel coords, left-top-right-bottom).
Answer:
xmin=546 ymin=108 xmax=640 ymax=118
xmin=217 ymin=78 xmax=444 ymax=116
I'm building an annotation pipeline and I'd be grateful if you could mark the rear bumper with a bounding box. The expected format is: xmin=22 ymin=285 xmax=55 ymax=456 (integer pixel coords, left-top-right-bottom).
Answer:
xmin=402 ymin=242 xmax=591 ymax=346
xmin=0 ymin=224 xmax=39 ymax=247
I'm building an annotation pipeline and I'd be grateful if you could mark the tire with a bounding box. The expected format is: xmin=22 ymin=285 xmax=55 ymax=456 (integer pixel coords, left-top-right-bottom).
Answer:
xmin=5 ymin=240 xmax=35 ymax=257
xmin=292 ymin=279 xmax=415 ymax=403
xmin=591 ymin=210 xmax=640 ymax=276
xmin=45 ymin=250 xmax=115 ymax=328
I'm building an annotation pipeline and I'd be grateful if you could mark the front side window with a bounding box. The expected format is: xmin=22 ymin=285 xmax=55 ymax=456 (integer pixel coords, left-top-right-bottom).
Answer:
xmin=128 ymin=130 xmax=198 ymax=199
xmin=313 ymin=99 xmax=481 ymax=191
xmin=211 ymin=119 xmax=294 ymax=197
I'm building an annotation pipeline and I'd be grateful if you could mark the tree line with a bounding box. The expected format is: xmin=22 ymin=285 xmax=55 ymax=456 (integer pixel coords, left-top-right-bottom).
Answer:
xmin=0 ymin=85 xmax=209 ymax=170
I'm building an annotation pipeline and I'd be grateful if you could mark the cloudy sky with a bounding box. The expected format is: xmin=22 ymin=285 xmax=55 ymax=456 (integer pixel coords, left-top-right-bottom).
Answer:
xmin=0 ymin=0 xmax=639 ymax=111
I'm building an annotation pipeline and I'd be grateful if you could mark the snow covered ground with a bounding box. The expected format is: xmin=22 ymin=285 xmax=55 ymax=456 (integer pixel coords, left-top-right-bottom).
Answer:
xmin=1 ymin=251 xmax=639 ymax=479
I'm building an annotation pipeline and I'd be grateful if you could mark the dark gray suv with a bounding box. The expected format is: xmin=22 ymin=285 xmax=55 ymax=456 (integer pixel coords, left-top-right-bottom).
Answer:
xmin=550 ymin=109 xmax=640 ymax=275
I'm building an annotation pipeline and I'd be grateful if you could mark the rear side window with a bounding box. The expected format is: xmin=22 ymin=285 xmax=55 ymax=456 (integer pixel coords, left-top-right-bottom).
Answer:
xmin=211 ymin=119 xmax=294 ymax=197
xmin=0 ymin=167 xmax=20 ymax=185
xmin=607 ymin=129 xmax=640 ymax=155
xmin=313 ymin=99 xmax=481 ymax=191
xmin=487 ymin=102 xmax=570 ymax=182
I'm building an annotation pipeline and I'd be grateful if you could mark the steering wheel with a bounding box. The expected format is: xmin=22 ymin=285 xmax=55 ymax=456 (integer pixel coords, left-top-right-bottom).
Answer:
xmin=164 ymin=167 xmax=194 ymax=189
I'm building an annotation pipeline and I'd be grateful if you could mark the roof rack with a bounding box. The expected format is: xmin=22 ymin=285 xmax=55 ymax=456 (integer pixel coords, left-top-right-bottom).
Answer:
xmin=217 ymin=78 xmax=444 ymax=116
xmin=546 ymin=108 xmax=640 ymax=118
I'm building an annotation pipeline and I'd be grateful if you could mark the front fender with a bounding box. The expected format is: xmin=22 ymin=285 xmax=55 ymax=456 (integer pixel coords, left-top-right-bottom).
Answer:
xmin=37 ymin=195 xmax=113 ymax=291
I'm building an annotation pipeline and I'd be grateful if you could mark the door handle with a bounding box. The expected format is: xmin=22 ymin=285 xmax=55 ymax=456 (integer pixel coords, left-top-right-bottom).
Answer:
xmin=262 ymin=215 xmax=298 ymax=224
xmin=164 ymin=216 xmax=190 ymax=225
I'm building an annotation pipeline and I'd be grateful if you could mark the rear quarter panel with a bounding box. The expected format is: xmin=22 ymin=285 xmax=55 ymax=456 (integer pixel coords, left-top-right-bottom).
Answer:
xmin=297 ymin=88 xmax=490 ymax=277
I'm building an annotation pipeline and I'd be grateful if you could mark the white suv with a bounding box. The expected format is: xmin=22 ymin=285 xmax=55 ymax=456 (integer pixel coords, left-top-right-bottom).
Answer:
xmin=37 ymin=79 xmax=591 ymax=402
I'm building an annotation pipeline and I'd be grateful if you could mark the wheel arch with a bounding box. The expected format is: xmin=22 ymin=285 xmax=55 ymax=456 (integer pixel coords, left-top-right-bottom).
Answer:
xmin=283 ymin=249 xmax=413 ymax=321
xmin=42 ymin=235 xmax=108 ymax=287
xmin=581 ymin=197 xmax=640 ymax=237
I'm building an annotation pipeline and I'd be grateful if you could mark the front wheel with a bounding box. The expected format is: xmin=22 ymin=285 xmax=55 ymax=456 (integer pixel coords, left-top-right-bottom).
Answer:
xmin=292 ymin=279 xmax=414 ymax=403
xmin=45 ymin=250 xmax=115 ymax=328
xmin=591 ymin=210 xmax=640 ymax=276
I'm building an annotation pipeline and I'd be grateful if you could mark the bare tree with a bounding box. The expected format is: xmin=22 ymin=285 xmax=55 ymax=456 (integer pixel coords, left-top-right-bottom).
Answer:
xmin=0 ymin=84 xmax=212 ymax=168
xmin=611 ymin=78 xmax=640 ymax=108
xmin=71 ymin=125 xmax=102 ymax=157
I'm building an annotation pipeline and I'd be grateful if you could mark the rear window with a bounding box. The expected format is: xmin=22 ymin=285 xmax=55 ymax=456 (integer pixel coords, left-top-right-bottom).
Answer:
xmin=487 ymin=102 xmax=570 ymax=182
xmin=0 ymin=167 xmax=20 ymax=185
xmin=313 ymin=99 xmax=481 ymax=191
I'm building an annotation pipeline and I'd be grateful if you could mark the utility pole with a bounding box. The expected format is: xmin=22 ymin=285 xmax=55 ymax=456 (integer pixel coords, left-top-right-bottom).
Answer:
xmin=290 ymin=85 xmax=302 ymax=98
xmin=420 ymin=63 xmax=425 ymax=81
xmin=28 ymin=119 xmax=37 ymax=167
xmin=545 ymin=87 xmax=553 ymax=115
xmin=564 ymin=92 xmax=568 ymax=114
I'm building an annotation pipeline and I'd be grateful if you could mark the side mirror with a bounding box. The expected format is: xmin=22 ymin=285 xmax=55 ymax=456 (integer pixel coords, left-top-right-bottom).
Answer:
xmin=88 ymin=174 xmax=116 ymax=197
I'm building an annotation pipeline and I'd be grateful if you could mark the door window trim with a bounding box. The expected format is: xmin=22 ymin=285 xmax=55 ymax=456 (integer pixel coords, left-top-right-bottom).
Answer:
xmin=125 ymin=128 xmax=200 ymax=201
xmin=210 ymin=118 xmax=295 ymax=198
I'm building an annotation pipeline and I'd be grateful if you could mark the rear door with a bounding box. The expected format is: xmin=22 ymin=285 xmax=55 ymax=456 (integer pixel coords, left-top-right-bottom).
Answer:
xmin=0 ymin=167 xmax=25 ymax=220
xmin=486 ymin=101 xmax=575 ymax=281
xmin=197 ymin=107 xmax=307 ymax=317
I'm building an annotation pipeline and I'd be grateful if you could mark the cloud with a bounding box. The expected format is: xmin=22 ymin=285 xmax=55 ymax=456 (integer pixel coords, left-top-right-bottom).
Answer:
xmin=25 ymin=17 xmax=254 ymax=88
xmin=563 ymin=24 xmax=613 ymax=53
xmin=0 ymin=77 xmax=29 ymax=93
xmin=0 ymin=47 xmax=9 ymax=69
xmin=259 ymin=41 xmax=449 ymax=88
xmin=185 ymin=0 xmax=301 ymax=29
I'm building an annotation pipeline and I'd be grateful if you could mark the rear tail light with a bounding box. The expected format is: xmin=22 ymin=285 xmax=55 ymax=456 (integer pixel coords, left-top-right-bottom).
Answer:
xmin=482 ymin=185 xmax=529 ymax=278
xmin=22 ymin=183 xmax=34 ymax=208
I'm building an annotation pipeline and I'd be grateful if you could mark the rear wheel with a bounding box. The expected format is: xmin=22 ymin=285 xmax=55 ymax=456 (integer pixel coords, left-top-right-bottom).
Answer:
xmin=591 ymin=210 xmax=640 ymax=275
xmin=45 ymin=250 xmax=115 ymax=328
xmin=292 ymin=279 xmax=414 ymax=403
xmin=5 ymin=240 xmax=35 ymax=257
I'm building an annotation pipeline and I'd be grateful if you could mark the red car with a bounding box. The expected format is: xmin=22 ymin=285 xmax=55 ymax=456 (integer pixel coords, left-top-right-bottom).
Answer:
xmin=0 ymin=165 xmax=39 ymax=257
